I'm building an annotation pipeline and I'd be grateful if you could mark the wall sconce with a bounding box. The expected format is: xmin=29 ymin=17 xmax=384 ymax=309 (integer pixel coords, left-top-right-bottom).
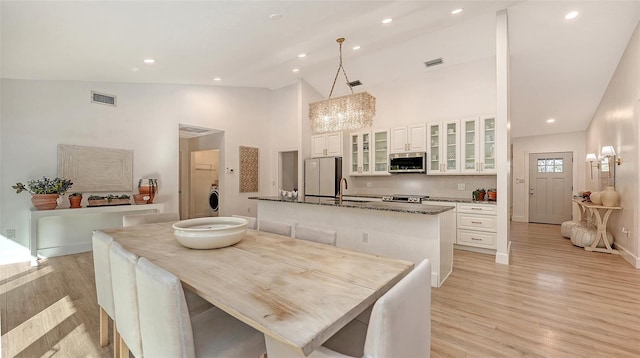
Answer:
xmin=601 ymin=145 xmax=622 ymax=165
xmin=586 ymin=153 xmax=599 ymax=179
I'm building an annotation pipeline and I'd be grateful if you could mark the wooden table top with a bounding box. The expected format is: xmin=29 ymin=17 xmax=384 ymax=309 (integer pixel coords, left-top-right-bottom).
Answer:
xmin=572 ymin=198 xmax=622 ymax=210
xmin=99 ymin=223 xmax=414 ymax=356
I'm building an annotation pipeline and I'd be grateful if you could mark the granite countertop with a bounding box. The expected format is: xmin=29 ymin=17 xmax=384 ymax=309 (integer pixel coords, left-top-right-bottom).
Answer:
xmin=249 ymin=196 xmax=455 ymax=215
xmin=343 ymin=194 xmax=497 ymax=205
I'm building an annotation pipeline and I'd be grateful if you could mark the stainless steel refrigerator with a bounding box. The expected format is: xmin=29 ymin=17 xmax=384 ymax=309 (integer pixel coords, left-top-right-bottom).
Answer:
xmin=304 ymin=157 xmax=342 ymax=197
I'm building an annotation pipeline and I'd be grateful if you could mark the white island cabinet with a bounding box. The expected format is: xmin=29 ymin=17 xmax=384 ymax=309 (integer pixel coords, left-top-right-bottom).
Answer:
xmin=253 ymin=197 xmax=455 ymax=287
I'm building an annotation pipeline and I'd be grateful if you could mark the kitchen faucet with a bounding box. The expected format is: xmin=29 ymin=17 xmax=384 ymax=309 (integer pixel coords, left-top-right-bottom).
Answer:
xmin=339 ymin=177 xmax=348 ymax=205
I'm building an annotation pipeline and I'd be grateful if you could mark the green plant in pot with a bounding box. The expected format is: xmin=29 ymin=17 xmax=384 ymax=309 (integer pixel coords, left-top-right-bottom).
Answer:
xmin=472 ymin=188 xmax=486 ymax=202
xmin=69 ymin=192 xmax=83 ymax=208
xmin=12 ymin=177 xmax=73 ymax=210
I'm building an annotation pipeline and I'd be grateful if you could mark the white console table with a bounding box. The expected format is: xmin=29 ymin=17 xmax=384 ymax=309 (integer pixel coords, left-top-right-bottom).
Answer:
xmin=572 ymin=199 xmax=621 ymax=254
xmin=28 ymin=203 xmax=164 ymax=266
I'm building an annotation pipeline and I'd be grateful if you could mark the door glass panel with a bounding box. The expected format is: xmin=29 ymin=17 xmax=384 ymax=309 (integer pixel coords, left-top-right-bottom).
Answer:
xmin=537 ymin=158 xmax=563 ymax=173
xmin=363 ymin=133 xmax=370 ymax=172
xmin=465 ymin=121 xmax=476 ymax=170
xmin=374 ymin=131 xmax=388 ymax=172
xmin=429 ymin=125 xmax=440 ymax=171
xmin=351 ymin=134 xmax=359 ymax=172
xmin=446 ymin=123 xmax=456 ymax=170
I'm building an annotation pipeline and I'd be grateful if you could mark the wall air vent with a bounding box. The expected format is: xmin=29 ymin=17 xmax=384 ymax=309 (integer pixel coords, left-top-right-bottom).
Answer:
xmin=424 ymin=58 xmax=444 ymax=68
xmin=91 ymin=91 xmax=117 ymax=107
xmin=347 ymin=80 xmax=362 ymax=87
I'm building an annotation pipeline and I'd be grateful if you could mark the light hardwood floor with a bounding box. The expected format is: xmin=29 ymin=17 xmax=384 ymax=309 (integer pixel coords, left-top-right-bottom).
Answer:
xmin=2 ymin=222 xmax=639 ymax=357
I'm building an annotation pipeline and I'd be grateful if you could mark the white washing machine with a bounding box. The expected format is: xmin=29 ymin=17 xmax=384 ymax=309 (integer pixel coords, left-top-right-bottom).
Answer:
xmin=209 ymin=185 xmax=219 ymax=216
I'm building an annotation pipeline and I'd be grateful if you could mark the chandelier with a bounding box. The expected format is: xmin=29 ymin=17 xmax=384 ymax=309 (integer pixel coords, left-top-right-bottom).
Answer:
xmin=309 ymin=38 xmax=376 ymax=134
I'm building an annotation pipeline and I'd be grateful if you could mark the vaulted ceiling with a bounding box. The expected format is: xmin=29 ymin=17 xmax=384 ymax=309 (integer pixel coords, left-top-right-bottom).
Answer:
xmin=2 ymin=1 xmax=639 ymax=138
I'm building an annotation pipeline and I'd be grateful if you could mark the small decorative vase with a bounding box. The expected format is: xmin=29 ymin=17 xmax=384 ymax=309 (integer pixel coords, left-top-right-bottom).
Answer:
xmin=590 ymin=191 xmax=602 ymax=205
xmin=69 ymin=195 xmax=82 ymax=208
xmin=487 ymin=191 xmax=497 ymax=201
xmin=601 ymin=186 xmax=620 ymax=207
xmin=31 ymin=194 xmax=60 ymax=210
xmin=138 ymin=178 xmax=158 ymax=203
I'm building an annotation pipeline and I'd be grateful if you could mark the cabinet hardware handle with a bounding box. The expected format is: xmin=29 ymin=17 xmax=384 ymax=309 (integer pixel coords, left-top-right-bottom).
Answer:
xmin=471 ymin=208 xmax=482 ymax=210
xmin=471 ymin=238 xmax=482 ymax=241
xmin=471 ymin=221 xmax=482 ymax=224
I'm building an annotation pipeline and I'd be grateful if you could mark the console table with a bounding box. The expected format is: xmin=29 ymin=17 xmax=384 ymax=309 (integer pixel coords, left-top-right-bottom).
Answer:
xmin=572 ymin=199 xmax=621 ymax=254
xmin=28 ymin=203 xmax=164 ymax=266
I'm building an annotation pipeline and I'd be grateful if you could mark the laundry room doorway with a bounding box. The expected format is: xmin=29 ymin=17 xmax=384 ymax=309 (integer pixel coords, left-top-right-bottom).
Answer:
xmin=178 ymin=124 xmax=224 ymax=219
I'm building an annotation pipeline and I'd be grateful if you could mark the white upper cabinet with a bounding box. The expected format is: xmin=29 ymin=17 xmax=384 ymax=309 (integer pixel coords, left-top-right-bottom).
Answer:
xmin=390 ymin=124 xmax=426 ymax=153
xmin=460 ymin=115 xmax=496 ymax=174
xmin=311 ymin=132 xmax=343 ymax=157
xmin=427 ymin=120 xmax=460 ymax=175
xmin=349 ymin=129 xmax=390 ymax=176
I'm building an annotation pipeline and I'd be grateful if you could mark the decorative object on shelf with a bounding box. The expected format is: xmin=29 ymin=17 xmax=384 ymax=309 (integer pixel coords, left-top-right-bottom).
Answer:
xmin=601 ymin=186 xmax=620 ymax=207
xmin=138 ymin=179 xmax=158 ymax=203
xmin=88 ymin=194 xmax=131 ymax=207
xmin=472 ymin=188 xmax=485 ymax=202
xmin=309 ymin=37 xmax=375 ymax=134
xmin=279 ymin=189 xmax=298 ymax=201
xmin=69 ymin=193 xmax=83 ymax=208
xmin=12 ymin=177 xmax=73 ymax=210
xmin=487 ymin=189 xmax=497 ymax=201
xmin=590 ymin=191 xmax=602 ymax=206
xmin=133 ymin=194 xmax=150 ymax=205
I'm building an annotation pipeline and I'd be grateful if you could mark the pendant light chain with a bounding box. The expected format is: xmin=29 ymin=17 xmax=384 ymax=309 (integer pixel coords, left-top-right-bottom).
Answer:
xmin=328 ymin=38 xmax=354 ymax=98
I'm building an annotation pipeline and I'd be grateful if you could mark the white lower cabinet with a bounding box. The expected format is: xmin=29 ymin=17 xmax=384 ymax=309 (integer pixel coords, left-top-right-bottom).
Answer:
xmin=456 ymin=203 xmax=497 ymax=249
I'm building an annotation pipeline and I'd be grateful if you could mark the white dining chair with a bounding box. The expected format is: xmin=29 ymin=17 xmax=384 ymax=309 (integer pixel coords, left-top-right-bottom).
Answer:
xmin=122 ymin=211 xmax=211 ymax=316
xmin=294 ymin=225 xmax=337 ymax=246
xmin=310 ymin=259 xmax=431 ymax=358
xmin=258 ymin=219 xmax=292 ymax=236
xmin=110 ymin=241 xmax=143 ymax=358
xmin=135 ymin=257 xmax=267 ymax=357
xmin=231 ymin=214 xmax=257 ymax=230
xmin=91 ymin=231 xmax=121 ymax=356
xmin=122 ymin=212 xmax=179 ymax=226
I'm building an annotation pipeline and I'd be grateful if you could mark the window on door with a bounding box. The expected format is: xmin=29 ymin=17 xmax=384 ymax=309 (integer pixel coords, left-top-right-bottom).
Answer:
xmin=537 ymin=158 xmax=564 ymax=173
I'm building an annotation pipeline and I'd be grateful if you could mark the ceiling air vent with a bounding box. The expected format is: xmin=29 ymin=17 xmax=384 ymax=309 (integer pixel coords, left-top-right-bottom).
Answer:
xmin=347 ymin=80 xmax=362 ymax=87
xmin=91 ymin=91 xmax=117 ymax=107
xmin=424 ymin=58 xmax=444 ymax=68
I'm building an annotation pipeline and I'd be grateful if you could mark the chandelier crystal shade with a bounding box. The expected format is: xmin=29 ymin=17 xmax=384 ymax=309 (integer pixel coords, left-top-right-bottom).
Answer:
xmin=309 ymin=38 xmax=376 ymax=134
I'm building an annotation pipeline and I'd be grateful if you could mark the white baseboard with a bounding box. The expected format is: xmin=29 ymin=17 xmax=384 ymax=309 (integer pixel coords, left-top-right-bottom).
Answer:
xmin=614 ymin=243 xmax=640 ymax=269
xmin=454 ymin=244 xmax=496 ymax=255
xmin=38 ymin=242 xmax=92 ymax=259
xmin=511 ymin=215 xmax=527 ymax=223
xmin=495 ymin=241 xmax=511 ymax=265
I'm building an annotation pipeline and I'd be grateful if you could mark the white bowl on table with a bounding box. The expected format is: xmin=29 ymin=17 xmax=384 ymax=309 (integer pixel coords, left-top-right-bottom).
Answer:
xmin=172 ymin=217 xmax=248 ymax=249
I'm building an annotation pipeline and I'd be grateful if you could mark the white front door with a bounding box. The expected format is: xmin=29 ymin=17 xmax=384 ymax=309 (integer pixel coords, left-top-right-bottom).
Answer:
xmin=529 ymin=152 xmax=573 ymax=224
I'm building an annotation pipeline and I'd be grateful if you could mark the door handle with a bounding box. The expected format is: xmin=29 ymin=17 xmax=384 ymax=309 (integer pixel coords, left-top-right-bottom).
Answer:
xmin=529 ymin=186 xmax=534 ymax=195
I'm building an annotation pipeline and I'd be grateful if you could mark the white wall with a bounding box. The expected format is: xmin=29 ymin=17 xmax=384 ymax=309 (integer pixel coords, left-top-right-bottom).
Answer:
xmin=269 ymin=83 xmax=299 ymax=196
xmin=585 ymin=21 xmax=640 ymax=267
xmin=1 ymin=79 xmax=271 ymax=248
xmin=511 ymin=132 xmax=586 ymax=222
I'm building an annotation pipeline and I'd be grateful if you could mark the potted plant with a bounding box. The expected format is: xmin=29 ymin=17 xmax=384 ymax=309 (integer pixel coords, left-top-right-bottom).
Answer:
xmin=12 ymin=177 xmax=73 ymax=210
xmin=487 ymin=188 xmax=497 ymax=201
xmin=69 ymin=193 xmax=83 ymax=208
xmin=88 ymin=194 xmax=131 ymax=207
xmin=472 ymin=188 xmax=486 ymax=202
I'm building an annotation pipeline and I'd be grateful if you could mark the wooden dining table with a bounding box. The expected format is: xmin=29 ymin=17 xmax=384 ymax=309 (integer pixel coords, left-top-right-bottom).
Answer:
xmin=98 ymin=222 xmax=414 ymax=357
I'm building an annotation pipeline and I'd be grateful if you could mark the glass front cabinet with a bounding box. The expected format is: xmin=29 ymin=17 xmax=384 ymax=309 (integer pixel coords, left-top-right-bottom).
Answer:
xmin=460 ymin=115 xmax=496 ymax=174
xmin=427 ymin=120 xmax=460 ymax=175
xmin=349 ymin=129 xmax=389 ymax=176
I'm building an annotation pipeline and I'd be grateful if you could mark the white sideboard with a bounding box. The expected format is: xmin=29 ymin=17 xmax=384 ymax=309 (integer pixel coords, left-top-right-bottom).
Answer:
xmin=28 ymin=203 xmax=164 ymax=266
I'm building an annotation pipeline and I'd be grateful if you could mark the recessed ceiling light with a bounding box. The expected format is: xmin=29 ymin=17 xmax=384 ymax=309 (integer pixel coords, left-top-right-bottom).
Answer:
xmin=143 ymin=59 xmax=155 ymax=64
xmin=270 ymin=13 xmax=282 ymax=21
xmin=546 ymin=118 xmax=556 ymax=123
xmin=213 ymin=77 xmax=221 ymax=81
xmin=382 ymin=18 xmax=393 ymax=24
xmin=292 ymin=68 xmax=300 ymax=73
xmin=352 ymin=46 xmax=361 ymax=50
xmin=451 ymin=8 xmax=463 ymax=15
xmin=565 ymin=11 xmax=579 ymax=20
xmin=298 ymin=53 xmax=306 ymax=58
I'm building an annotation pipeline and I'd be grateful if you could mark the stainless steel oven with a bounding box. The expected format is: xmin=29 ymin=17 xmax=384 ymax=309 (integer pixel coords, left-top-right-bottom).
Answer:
xmin=388 ymin=152 xmax=426 ymax=173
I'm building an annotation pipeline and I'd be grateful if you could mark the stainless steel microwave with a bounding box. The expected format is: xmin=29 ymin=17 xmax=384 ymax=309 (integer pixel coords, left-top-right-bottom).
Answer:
xmin=388 ymin=152 xmax=427 ymax=173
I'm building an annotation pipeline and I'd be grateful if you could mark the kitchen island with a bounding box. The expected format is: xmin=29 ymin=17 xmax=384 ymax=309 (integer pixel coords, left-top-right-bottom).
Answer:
xmin=251 ymin=196 xmax=455 ymax=287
